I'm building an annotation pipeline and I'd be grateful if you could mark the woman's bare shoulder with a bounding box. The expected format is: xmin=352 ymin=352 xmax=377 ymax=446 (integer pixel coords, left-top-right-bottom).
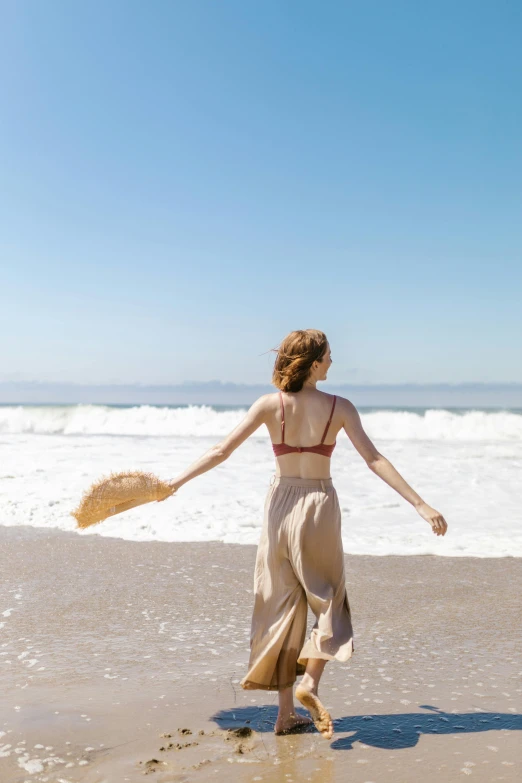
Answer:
xmin=249 ymin=392 xmax=279 ymax=415
xmin=258 ymin=391 xmax=280 ymax=403
xmin=333 ymin=393 xmax=354 ymax=405
xmin=332 ymin=394 xmax=358 ymax=417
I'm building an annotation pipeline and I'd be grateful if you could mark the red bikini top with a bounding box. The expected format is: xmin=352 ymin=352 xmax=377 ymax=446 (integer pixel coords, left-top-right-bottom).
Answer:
xmin=272 ymin=393 xmax=337 ymax=458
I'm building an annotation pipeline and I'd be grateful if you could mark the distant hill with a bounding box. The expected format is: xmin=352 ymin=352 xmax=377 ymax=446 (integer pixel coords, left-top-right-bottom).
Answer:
xmin=0 ymin=380 xmax=520 ymax=408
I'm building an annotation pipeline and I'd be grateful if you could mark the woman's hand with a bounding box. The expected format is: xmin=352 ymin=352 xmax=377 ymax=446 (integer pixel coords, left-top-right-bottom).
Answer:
xmin=415 ymin=502 xmax=448 ymax=536
xmin=157 ymin=480 xmax=179 ymax=502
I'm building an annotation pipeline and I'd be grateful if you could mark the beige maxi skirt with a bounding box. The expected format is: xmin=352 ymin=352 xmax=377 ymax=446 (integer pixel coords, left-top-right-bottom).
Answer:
xmin=240 ymin=475 xmax=354 ymax=691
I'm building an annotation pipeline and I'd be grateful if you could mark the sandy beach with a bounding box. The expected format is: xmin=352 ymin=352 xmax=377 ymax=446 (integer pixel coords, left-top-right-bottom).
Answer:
xmin=0 ymin=524 xmax=520 ymax=783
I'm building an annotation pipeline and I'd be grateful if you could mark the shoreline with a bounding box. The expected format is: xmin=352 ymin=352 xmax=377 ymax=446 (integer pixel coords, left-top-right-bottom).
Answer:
xmin=1 ymin=525 xmax=520 ymax=782
xmin=3 ymin=517 xmax=521 ymax=559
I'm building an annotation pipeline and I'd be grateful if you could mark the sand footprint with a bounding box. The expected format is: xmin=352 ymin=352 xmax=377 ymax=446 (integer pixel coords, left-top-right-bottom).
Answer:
xmin=225 ymin=726 xmax=254 ymax=755
xmin=139 ymin=758 xmax=167 ymax=775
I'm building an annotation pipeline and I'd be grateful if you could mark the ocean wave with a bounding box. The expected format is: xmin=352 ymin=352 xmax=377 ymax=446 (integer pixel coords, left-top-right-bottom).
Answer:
xmin=0 ymin=404 xmax=521 ymax=441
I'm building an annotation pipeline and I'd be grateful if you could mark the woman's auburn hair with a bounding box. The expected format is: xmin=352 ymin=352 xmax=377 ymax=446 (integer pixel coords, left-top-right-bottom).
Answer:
xmin=272 ymin=329 xmax=328 ymax=393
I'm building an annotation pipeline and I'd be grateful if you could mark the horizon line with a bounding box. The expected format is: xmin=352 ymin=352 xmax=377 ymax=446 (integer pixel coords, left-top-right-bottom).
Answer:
xmin=1 ymin=380 xmax=521 ymax=389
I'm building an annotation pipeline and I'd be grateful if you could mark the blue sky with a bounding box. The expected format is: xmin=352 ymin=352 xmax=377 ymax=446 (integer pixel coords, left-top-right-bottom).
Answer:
xmin=1 ymin=0 xmax=521 ymax=386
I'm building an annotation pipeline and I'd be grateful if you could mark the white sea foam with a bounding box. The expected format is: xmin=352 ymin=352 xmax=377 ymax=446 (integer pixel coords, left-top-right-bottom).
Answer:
xmin=0 ymin=403 xmax=521 ymax=441
xmin=1 ymin=404 xmax=521 ymax=557
xmin=0 ymin=403 xmax=243 ymax=437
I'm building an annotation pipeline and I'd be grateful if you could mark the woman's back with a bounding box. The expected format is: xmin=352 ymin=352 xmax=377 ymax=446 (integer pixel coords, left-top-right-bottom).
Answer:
xmin=266 ymin=389 xmax=341 ymax=479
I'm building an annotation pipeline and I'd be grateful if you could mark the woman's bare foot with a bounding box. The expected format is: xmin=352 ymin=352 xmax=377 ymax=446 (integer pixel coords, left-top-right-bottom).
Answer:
xmin=274 ymin=711 xmax=313 ymax=735
xmin=295 ymin=684 xmax=334 ymax=739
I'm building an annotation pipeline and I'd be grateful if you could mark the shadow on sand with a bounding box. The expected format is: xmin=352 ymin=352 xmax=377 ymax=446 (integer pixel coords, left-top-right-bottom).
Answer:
xmin=210 ymin=704 xmax=522 ymax=750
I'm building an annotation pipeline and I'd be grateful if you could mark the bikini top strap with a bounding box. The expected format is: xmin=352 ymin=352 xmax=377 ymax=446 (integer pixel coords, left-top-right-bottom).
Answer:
xmin=320 ymin=395 xmax=337 ymax=444
xmin=279 ymin=391 xmax=285 ymax=443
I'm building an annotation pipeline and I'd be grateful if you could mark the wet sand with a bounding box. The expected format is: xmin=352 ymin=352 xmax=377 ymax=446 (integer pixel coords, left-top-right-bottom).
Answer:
xmin=0 ymin=525 xmax=520 ymax=782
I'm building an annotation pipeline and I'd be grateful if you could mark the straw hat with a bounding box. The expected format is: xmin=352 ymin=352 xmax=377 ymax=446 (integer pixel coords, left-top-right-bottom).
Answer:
xmin=71 ymin=470 xmax=176 ymax=529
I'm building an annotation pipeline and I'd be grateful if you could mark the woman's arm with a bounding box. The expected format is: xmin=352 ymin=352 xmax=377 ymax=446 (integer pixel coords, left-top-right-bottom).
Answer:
xmin=161 ymin=394 xmax=271 ymax=495
xmin=340 ymin=398 xmax=448 ymax=536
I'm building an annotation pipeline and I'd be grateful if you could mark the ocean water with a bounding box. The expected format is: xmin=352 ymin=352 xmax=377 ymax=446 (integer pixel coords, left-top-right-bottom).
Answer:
xmin=1 ymin=403 xmax=521 ymax=557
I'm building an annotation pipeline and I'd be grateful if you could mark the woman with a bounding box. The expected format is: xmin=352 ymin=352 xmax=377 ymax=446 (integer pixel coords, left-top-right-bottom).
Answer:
xmin=162 ymin=329 xmax=448 ymax=739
